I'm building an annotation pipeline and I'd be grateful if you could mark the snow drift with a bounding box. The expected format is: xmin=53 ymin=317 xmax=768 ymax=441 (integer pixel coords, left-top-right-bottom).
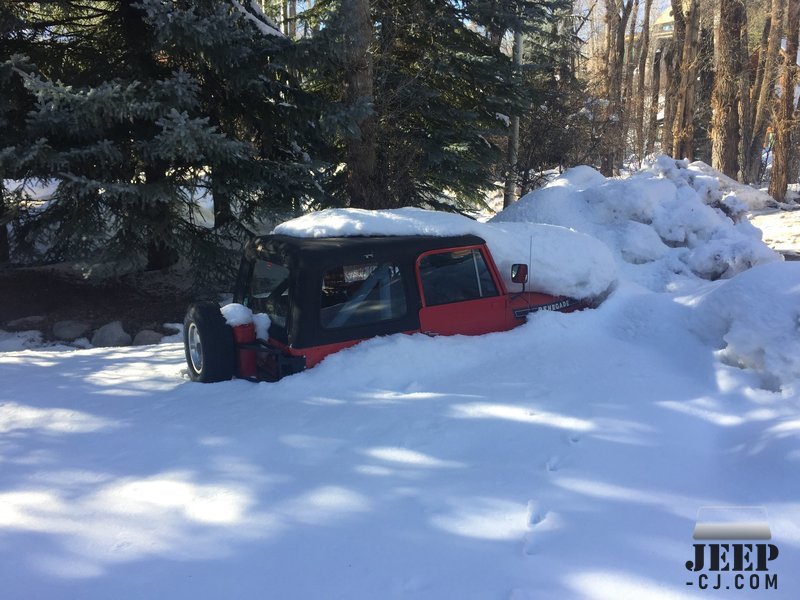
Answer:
xmin=492 ymin=156 xmax=781 ymax=290
xmin=687 ymin=261 xmax=800 ymax=390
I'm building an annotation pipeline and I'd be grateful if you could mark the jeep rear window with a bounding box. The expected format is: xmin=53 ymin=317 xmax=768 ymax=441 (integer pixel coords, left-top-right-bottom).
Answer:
xmin=418 ymin=248 xmax=498 ymax=306
xmin=247 ymin=260 xmax=290 ymax=332
xmin=320 ymin=263 xmax=407 ymax=329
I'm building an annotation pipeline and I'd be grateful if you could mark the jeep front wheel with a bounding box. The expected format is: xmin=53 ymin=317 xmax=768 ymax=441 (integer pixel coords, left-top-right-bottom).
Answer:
xmin=183 ymin=302 xmax=235 ymax=383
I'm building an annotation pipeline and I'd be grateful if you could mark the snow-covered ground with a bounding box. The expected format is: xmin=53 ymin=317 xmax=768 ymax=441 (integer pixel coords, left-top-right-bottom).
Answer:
xmin=751 ymin=209 xmax=800 ymax=259
xmin=2 ymin=158 xmax=799 ymax=599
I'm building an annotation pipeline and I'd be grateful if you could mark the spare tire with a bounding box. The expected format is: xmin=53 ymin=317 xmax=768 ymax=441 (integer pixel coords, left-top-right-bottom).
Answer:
xmin=183 ymin=302 xmax=236 ymax=383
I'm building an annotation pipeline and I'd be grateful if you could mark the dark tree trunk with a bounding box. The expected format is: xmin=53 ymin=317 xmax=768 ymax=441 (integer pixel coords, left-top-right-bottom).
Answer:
xmin=768 ymin=1 xmax=800 ymax=201
xmin=789 ymin=94 xmax=800 ymax=189
xmin=634 ymin=0 xmax=654 ymax=160
xmin=503 ymin=28 xmax=523 ymax=208
xmin=342 ymin=0 xmax=378 ymax=209
xmin=620 ymin=0 xmax=640 ymax=164
xmin=711 ymin=0 xmax=746 ymax=178
xmin=143 ymin=166 xmax=178 ymax=271
xmin=737 ymin=11 xmax=753 ymax=181
xmin=746 ymin=0 xmax=784 ymax=183
xmin=661 ymin=0 xmax=686 ymax=153
xmin=602 ymin=0 xmax=634 ymax=176
xmin=646 ymin=45 xmax=662 ymax=154
xmin=694 ymin=19 xmax=714 ymax=163
xmin=120 ymin=0 xmax=176 ymax=270
xmin=671 ymin=0 xmax=699 ymax=160
xmin=0 ymin=190 xmax=9 ymax=263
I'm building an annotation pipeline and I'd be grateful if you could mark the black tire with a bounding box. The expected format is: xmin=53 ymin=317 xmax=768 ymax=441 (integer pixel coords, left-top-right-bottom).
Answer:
xmin=183 ymin=302 xmax=236 ymax=383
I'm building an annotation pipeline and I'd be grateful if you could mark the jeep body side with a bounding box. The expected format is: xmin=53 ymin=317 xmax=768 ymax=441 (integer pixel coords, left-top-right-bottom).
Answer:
xmin=199 ymin=233 xmax=580 ymax=381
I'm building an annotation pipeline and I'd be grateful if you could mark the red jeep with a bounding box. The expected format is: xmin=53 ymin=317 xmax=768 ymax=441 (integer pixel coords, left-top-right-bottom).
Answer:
xmin=183 ymin=233 xmax=582 ymax=382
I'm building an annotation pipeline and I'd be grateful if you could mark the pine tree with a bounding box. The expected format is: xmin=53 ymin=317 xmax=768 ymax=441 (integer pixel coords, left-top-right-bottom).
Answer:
xmin=1 ymin=1 xmax=325 ymax=276
xmin=516 ymin=4 xmax=589 ymax=190
xmin=306 ymin=0 xmax=567 ymax=211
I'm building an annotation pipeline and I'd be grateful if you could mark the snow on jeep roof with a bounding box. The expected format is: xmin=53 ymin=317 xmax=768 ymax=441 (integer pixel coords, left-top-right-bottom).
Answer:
xmin=273 ymin=207 xmax=617 ymax=301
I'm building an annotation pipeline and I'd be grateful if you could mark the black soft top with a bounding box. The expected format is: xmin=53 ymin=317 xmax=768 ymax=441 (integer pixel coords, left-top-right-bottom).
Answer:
xmin=239 ymin=233 xmax=490 ymax=348
xmin=245 ymin=233 xmax=487 ymax=267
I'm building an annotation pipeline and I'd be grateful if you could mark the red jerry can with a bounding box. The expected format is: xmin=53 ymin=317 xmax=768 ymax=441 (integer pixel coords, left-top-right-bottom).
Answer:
xmin=232 ymin=323 xmax=257 ymax=379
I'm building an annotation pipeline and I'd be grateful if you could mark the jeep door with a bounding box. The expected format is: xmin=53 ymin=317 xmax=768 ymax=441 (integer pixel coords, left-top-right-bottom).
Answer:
xmin=415 ymin=246 xmax=509 ymax=336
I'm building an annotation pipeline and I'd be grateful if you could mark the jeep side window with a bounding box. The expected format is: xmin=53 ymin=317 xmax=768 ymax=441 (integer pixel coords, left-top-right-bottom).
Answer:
xmin=248 ymin=260 xmax=290 ymax=330
xmin=320 ymin=263 xmax=406 ymax=328
xmin=418 ymin=248 xmax=499 ymax=306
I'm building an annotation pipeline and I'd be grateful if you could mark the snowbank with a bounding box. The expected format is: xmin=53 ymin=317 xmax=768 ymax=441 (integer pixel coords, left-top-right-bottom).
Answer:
xmin=687 ymin=160 xmax=775 ymax=211
xmin=274 ymin=207 xmax=616 ymax=300
xmin=492 ymin=156 xmax=781 ymax=290
xmin=0 ymin=329 xmax=43 ymax=352
xmin=687 ymin=261 xmax=800 ymax=390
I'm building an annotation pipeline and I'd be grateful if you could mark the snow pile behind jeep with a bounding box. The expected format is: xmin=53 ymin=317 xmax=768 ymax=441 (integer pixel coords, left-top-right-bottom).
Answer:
xmin=492 ymin=156 xmax=781 ymax=289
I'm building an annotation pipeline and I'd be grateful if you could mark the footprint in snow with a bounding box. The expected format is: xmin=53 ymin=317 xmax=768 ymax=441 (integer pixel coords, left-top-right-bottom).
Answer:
xmin=522 ymin=500 xmax=550 ymax=555
xmin=545 ymin=455 xmax=561 ymax=472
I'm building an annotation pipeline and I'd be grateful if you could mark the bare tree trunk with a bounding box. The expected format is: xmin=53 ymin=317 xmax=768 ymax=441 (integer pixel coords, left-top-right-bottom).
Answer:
xmin=746 ymin=0 xmax=785 ymax=183
xmin=738 ymin=11 xmax=753 ymax=181
xmin=748 ymin=16 xmax=772 ymax=133
xmin=634 ymin=0 xmax=654 ymax=160
xmin=601 ymin=1 xmax=620 ymax=175
xmin=671 ymin=0 xmax=700 ymax=160
xmin=661 ymin=0 xmax=686 ymax=153
xmin=0 ymin=189 xmax=8 ymax=263
xmin=504 ymin=28 xmax=523 ymax=208
xmin=288 ymin=0 xmax=296 ymax=39
xmin=621 ymin=0 xmax=640 ymax=163
xmin=768 ymin=1 xmax=800 ymax=201
xmin=789 ymin=94 xmax=800 ymax=191
xmin=342 ymin=0 xmax=378 ymax=209
xmin=646 ymin=44 xmax=662 ymax=154
xmin=694 ymin=17 xmax=714 ymax=162
xmin=711 ymin=0 xmax=746 ymax=178
xmin=602 ymin=0 xmax=634 ymax=176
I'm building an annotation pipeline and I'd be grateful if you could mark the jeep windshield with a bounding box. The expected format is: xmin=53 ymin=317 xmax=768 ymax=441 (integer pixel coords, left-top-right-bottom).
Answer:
xmin=246 ymin=260 xmax=290 ymax=339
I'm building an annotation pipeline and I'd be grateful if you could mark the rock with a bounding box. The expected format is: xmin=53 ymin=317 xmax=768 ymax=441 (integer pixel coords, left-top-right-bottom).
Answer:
xmin=132 ymin=329 xmax=163 ymax=346
xmin=53 ymin=320 xmax=91 ymax=341
xmin=72 ymin=337 xmax=93 ymax=349
xmin=6 ymin=315 xmax=46 ymax=330
xmin=91 ymin=321 xmax=132 ymax=347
